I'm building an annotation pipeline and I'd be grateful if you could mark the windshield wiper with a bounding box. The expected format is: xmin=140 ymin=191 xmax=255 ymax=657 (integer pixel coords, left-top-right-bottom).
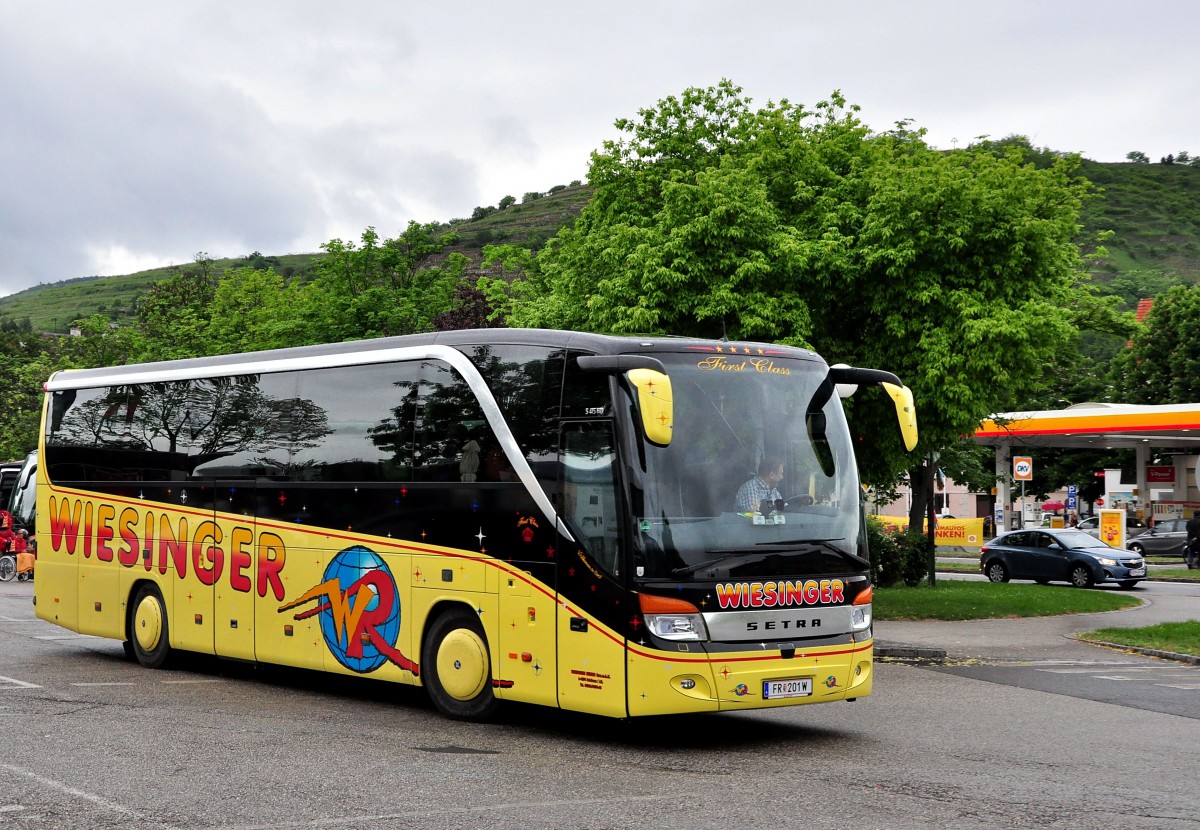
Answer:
xmin=670 ymin=539 xmax=853 ymax=578
xmin=670 ymin=537 xmax=867 ymax=578
xmin=671 ymin=551 xmax=780 ymax=578
xmin=760 ymin=537 xmax=863 ymax=560
xmin=763 ymin=537 xmax=842 ymax=548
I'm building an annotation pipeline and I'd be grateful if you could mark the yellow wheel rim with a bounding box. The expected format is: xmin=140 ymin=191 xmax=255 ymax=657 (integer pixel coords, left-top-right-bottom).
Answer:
xmin=436 ymin=628 xmax=489 ymax=701
xmin=134 ymin=594 xmax=163 ymax=654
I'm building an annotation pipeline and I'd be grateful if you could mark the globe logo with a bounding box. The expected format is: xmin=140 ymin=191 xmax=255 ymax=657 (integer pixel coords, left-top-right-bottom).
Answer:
xmin=279 ymin=544 xmax=419 ymax=676
xmin=317 ymin=546 xmax=402 ymax=673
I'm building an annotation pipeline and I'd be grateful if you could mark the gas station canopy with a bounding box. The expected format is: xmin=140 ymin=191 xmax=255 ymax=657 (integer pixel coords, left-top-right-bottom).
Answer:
xmin=974 ymin=402 xmax=1200 ymax=526
xmin=975 ymin=402 xmax=1200 ymax=451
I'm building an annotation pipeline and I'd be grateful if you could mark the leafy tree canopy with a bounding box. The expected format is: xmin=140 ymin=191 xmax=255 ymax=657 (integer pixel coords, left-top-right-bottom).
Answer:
xmin=483 ymin=80 xmax=1103 ymax=495
xmin=1116 ymin=283 xmax=1200 ymax=404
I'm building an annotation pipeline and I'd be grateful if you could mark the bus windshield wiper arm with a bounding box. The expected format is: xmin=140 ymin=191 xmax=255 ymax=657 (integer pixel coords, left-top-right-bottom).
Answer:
xmin=672 ymin=537 xmax=868 ymax=578
xmin=671 ymin=551 xmax=777 ymax=578
xmin=670 ymin=540 xmax=844 ymax=578
xmin=764 ymin=537 xmax=868 ymax=566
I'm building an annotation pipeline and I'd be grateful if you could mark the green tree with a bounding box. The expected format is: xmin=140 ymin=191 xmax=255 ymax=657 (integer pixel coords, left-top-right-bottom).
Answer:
xmin=64 ymin=314 xmax=144 ymax=369
xmin=308 ymin=222 xmax=464 ymax=341
xmin=0 ymin=330 xmax=62 ymax=459
xmin=1126 ymin=151 xmax=1150 ymax=164
xmin=1116 ymin=283 xmax=1200 ymax=403
xmin=482 ymin=81 xmax=1098 ymax=529
xmin=134 ymin=260 xmax=217 ymax=361
xmin=204 ymin=266 xmax=305 ymax=354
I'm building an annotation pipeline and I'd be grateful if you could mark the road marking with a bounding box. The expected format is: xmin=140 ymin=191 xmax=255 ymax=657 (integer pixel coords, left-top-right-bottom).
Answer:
xmin=0 ymin=805 xmax=26 ymax=813
xmin=160 ymin=679 xmax=223 ymax=685
xmin=228 ymin=794 xmax=673 ymax=830
xmin=0 ymin=763 xmax=184 ymax=830
xmin=1158 ymin=683 xmax=1200 ymax=689
xmin=34 ymin=634 xmax=101 ymax=641
xmin=70 ymin=682 xmax=136 ymax=687
xmin=1037 ymin=667 xmax=1147 ymax=674
xmin=0 ymin=675 xmax=41 ymax=689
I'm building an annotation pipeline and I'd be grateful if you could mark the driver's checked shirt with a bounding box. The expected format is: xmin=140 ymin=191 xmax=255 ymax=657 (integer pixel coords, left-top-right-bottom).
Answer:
xmin=735 ymin=476 xmax=782 ymax=513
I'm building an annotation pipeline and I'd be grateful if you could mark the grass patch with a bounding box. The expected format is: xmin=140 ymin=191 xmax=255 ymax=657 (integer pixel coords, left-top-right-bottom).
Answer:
xmin=875 ymin=581 xmax=1141 ymax=621
xmin=1154 ymin=568 xmax=1198 ymax=579
xmin=1079 ymin=621 xmax=1200 ymax=657
xmin=935 ymin=561 xmax=981 ymax=573
xmin=935 ymin=556 xmax=1198 ymax=581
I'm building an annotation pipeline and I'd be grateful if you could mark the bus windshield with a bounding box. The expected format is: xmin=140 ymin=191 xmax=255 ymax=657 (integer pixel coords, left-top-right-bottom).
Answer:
xmin=631 ymin=352 xmax=863 ymax=580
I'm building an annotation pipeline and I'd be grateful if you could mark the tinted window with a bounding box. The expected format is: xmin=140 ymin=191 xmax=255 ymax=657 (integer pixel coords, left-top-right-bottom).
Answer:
xmin=187 ymin=364 xmax=425 ymax=482
xmin=46 ymin=381 xmax=217 ymax=481
xmin=464 ymin=345 xmax=564 ymax=459
xmin=560 ymin=421 xmax=619 ymax=577
xmin=415 ymin=359 xmax=499 ymax=482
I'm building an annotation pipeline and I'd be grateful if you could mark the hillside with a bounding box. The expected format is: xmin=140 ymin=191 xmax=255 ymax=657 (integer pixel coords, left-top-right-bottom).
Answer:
xmin=0 ymin=185 xmax=593 ymax=334
xmin=2 ymin=162 xmax=1198 ymax=333
xmin=1078 ymin=160 xmax=1200 ymax=283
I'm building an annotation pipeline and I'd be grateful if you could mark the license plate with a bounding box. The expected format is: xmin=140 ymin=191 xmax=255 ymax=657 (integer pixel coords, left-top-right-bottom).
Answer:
xmin=762 ymin=677 xmax=813 ymax=699
xmin=1128 ymin=568 xmax=1146 ymax=577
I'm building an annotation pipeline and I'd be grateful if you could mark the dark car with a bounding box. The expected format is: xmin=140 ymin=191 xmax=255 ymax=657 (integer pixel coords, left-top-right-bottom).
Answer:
xmin=980 ymin=528 xmax=1145 ymax=589
xmin=0 ymin=461 xmax=21 ymax=512
xmin=1126 ymin=517 xmax=1189 ymax=558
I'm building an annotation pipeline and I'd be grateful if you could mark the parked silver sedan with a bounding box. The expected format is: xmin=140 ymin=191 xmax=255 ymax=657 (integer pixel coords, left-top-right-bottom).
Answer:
xmin=1125 ymin=517 xmax=1188 ymax=558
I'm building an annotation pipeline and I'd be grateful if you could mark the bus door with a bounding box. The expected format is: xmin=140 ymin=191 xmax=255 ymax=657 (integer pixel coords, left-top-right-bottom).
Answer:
xmin=204 ymin=478 xmax=257 ymax=661
xmin=555 ymin=421 xmax=629 ymax=717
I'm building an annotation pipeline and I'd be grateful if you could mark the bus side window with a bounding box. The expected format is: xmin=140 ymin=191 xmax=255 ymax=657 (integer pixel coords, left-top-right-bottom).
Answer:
xmin=560 ymin=422 xmax=619 ymax=578
xmin=416 ymin=360 xmax=499 ymax=482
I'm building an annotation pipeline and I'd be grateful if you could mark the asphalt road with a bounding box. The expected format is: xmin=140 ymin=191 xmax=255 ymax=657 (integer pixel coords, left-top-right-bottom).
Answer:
xmin=3 ymin=579 xmax=1199 ymax=830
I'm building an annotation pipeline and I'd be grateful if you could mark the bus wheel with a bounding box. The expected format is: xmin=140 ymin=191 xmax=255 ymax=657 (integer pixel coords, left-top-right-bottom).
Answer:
xmin=129 ymin=584 xmax=172 ymax=669
xmin=422 ymin=608 xmax=498 ymax=721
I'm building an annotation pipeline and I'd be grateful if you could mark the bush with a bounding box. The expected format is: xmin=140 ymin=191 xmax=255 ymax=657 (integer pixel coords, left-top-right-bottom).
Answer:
xmin=866 ymin=518 xmax=931 ymax=587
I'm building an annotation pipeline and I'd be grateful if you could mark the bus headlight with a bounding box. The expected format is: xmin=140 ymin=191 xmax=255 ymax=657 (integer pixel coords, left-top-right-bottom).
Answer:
xmin=639 ymin=593 xmax=708 ymax=642
xmin=644 ymin=612 xmax=707 ymax=641
xmin=850 ymin=586 xmax=873 ymax=632
xmin=850 ymin=604 xmax=872 ymax=632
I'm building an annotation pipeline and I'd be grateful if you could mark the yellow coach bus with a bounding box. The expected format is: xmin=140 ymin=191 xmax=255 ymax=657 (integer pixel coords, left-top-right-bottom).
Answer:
xmin=34 ymin=329 xmax=916 ymax=720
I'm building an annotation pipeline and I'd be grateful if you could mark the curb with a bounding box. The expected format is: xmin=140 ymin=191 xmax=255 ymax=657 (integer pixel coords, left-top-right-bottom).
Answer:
xmin=875 ymin=644 xmax=948 ymax=662
xmin=1074 ymin=638 xmax=1200 ymax=666
xmin=876 ymin=640 xmax=1200 ymax=666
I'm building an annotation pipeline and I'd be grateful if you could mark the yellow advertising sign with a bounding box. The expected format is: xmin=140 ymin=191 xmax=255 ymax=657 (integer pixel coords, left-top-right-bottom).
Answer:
xmin=1097 ymin=508 xmax=1127 ymax=549
xmin=871 ymin=516 xmax=987 ymax=549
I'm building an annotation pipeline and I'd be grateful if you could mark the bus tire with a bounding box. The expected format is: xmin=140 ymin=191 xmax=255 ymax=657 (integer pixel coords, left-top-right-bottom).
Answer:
xmin=422 ymin=607 xmax=498 ymax=721
xmin=129 ymin=583 xmax=172 ymax=669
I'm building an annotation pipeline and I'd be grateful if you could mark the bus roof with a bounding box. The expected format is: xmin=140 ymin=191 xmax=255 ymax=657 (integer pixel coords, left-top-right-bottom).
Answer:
xmin=46 ymin=329 xmax=825 ymax=391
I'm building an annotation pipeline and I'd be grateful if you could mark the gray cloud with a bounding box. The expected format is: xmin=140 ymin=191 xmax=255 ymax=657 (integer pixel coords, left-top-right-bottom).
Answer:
xmin=1 ymin=0 xmax=1197 ymax=295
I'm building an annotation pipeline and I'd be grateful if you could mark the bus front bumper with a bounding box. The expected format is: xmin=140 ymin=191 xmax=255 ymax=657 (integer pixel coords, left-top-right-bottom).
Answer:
xmin=626 ymin=637 xmax=874 ymax=716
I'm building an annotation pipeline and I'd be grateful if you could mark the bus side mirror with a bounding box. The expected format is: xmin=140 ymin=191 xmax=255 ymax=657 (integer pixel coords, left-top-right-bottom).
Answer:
xmin=627 ymin=368 xmax=673 ymax=447
xmin=827 ymin=366 xmax=918 ymax=453
xmin=882 ymin=382 xmax=918 ymax=451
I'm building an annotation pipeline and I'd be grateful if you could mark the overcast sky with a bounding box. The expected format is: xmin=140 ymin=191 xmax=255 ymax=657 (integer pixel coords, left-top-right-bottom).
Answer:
xmin=2 ymin=1 xmax=1195 ymax=297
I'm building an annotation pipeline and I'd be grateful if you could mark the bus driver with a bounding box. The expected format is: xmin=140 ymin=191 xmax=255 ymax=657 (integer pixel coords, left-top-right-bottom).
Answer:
xmin=736 ymin=456 xmax=784 ymax=514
